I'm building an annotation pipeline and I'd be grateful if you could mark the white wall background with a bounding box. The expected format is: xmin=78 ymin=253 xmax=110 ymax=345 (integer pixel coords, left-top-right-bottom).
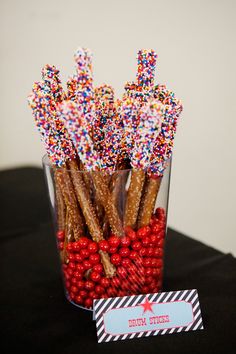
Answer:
xmin=1 ymin=0 xmax=236 ymax=255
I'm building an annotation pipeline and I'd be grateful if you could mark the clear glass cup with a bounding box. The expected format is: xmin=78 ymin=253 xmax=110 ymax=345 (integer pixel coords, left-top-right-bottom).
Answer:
xmin=43 ymin=155 xmax=171 ymax=311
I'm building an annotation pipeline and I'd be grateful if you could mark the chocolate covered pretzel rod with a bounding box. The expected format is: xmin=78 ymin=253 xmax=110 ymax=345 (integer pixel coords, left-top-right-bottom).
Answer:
xmin=124 ymin=101 xmax=163 ymax=228
xmin=138 ymin=86 xmax=183 ymax=227
xmin=94 ymin=85 xmax=124 ymax=230
xmin=60 ymin=100 xmax=124 ymax=237
xmin=28 ymin=82 xmax=85 ymax=240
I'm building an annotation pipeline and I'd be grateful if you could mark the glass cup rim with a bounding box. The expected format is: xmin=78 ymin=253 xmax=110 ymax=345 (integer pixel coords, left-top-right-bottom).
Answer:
xmin=42 ymin=154 xmax=133 ymax=173
xmin=42 ymin=154 xmax=171 ymax=173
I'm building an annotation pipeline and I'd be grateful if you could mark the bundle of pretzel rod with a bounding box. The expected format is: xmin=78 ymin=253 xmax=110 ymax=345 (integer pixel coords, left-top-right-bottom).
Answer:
xmin=28 ymin=47 xmax=183 ymax=292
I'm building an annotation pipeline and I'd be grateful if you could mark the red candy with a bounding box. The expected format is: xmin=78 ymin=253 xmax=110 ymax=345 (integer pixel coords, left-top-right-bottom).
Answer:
xmin=151 ymin=223 xmax=162 ymax=234
xmin=65 ymin=280 xmax=71 ymax=288
xmin=68 ymin=254 xmax=75 ymax=262
xmin=76 ymin=264 xmax=85 ymax=273
xmin=74 ymin=271 xmax=83 ymax=280
xmin=68 ymin=262 xmax=76 ymax=270
xmin=75 ymin=295 xmax=83 ymax=304
xmin=111 ymin=276 xmax=121 ymax=287
xmin=95 ymin=285 xmax=105 ymax=295
xmin=131 ymin=241 xmax=142 ymax=251
xmin=108 ymin=235 xmax=120 ymax=248
xmin=79 ymin=290 xmax=88 ymax=298
xmin=107 ymin=287 xmax=116 ymax=297
xmin=109 ymin=247 xmax=117 ymax=254
xmin=121 ymin=258 xmax=132 ymax=267
xmin=125 ymin=227 xmax=136 ymax=241
xmin=58 ymin=242 xmax=64 ymax=251
xmin=117 ymin=266 xmax=127 ymax=279
xmin=157 ymin=239 xmax=164 ymax=248
xmin=100 ymin=277 xmax=110 ymax=288
xmin=99 ymin=240 xmax=109 ymax=252
xmin=89 ymin=291 xmax=97 ymax=300
xmin=89 ymin=253 xmax=100 ymax=264
xmin=71 ymin=277 xmax=77 ymax=285
xmin=143 ymin=258 xmax=152 ymax=268
xmin=149 ymin=234 xmax=159 ymax=244
xmin=78 ymin=237 xmax=90 ymax=249
xmin=137 ymin=226 xmax=151 ymax=238
xmin=119 ymin=247 xmax=130 ymax=258
xmin=66 ymin=243 xmax=74 ymax=253
xmin=139 ymin=248 xmax=147 ymax=257
xmin=142 ymin=236 xmax=150 ymax=247
xmin=83 ymin=260 xmax=92 ymax=270
xmin=120 ymin=236 xmax=131 ymax=247
xmin=84 ymin=280 xmax=94 ymax=291
xmin=111 ymin=253 xmax=121 ymax=265
xmin=57 ymin=230 xmax=65 ymax=241
xmin=77 ymin=280 xmax=85 ymax=289
xmin=88 ymin=241 xmax=98 ymax=254
xmin=62 ymin=209 xmax=166 ymax=310
xmin=80 ymin=249 xmax=90 ymax=259
xmin=146 ymin=247 xmax=154 ymax=257
xmin=145 ymin=268 xmax=153 ymax=277
xmin=90 ymin=271 xmax=101 ymax=282
xmin=70 ymin=285 xmax=78 ymax=293
xmin=74 ymin=253 xmax=83 ymax=263
xmin=93 ymin=264 xmax=103 ymax=273
xmin=84 ymin=298 xmax=93 ymax=308
xmin=129 ymin=251 xmax=139 ymax=260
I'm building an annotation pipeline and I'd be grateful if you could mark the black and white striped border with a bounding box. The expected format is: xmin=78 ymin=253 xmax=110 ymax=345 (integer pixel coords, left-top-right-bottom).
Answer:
xmin=94 ymin=289 xmax=203 ymax=343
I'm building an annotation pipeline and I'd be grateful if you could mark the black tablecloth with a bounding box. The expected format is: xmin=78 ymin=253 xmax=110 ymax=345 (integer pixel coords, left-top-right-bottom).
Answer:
xmin=1 ymin=167 xmax=236 ymax=354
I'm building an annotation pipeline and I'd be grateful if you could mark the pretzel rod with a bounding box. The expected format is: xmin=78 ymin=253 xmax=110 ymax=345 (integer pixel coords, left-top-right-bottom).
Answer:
xmin=124 ymin=100 xmax=163 ymax=228
xmin=55 ymin=177 xmax=66 ymax=231
xmin=124 ymin=169 xmax=146 ymax=228
xmin=69 ymin=162 xmax=116 ymax=276
xmin=67 ymin=159 xmax=104 ymax=242
xmin=92 ymin=172 xmax=124 ymax=237
xmin=99 ymin=251 xmax=116 ymax=277
xmin=28 ymin=79 xmax=87 ymax=240
xmin=137 ymin=87 xmax=183 ymax=227
xmin=55 ymin=177 xmax=67 ymax=263
xmin=93 ymin=185 xmax=106 ymax=227
xmin=42 ymin=65 xmax=106 ymax=241
xmin=137 ymin=176 xmax=162 ymax=228
xmin=61 ymin=209 xmax=74 ymax=263
xmin=60 ymin=100 xmax=124 ymax=236
xmin=102 ymin=170 xmax=125 ymax=233
xmin=55 ymin=168 xmax=84 ymax=240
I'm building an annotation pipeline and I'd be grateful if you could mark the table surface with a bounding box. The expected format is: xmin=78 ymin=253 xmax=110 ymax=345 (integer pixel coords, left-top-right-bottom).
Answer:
xmin=1 ymin=167 xmax=236 ymax=354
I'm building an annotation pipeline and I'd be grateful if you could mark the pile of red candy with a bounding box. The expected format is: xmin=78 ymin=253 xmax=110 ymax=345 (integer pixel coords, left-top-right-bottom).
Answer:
xmin=58 ymin=207 xmax=166 ymax=309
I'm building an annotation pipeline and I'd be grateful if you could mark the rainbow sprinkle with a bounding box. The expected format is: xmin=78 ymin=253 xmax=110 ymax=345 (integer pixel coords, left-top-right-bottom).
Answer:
xmin=73 ymin=47 xmax=94 ymax=115
xmin=59 ymin=101 xmax=101 ymax=171
xmin=28 ymin=47 xmax=183 ymax=176
xmin=148 ymin=86 xmax=183 ymax=176
xmin=93 ymin=84 xmax=115 ymax=149
xmin=131 ymin=100 xmax=163 ymax=170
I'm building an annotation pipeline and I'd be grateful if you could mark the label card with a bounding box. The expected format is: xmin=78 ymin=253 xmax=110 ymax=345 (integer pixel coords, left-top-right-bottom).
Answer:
xmin=94 ymin=289 xmax=203 ymax=343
